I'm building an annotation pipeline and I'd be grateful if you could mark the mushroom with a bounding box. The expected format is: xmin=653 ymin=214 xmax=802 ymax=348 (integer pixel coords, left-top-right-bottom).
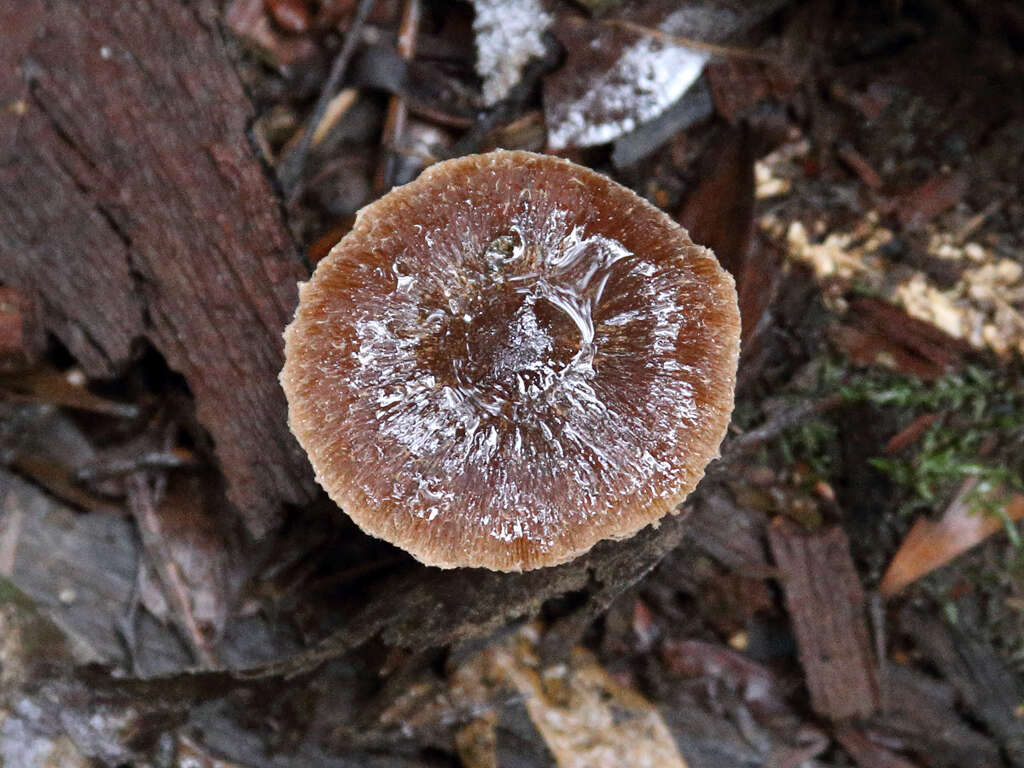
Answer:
xmin=281 ymin=150 xmax=739 ymax=571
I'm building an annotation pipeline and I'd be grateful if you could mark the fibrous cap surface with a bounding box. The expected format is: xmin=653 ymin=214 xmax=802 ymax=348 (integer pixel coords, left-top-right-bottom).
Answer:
xmin=281 ymin=150 xmax=740 ymax=571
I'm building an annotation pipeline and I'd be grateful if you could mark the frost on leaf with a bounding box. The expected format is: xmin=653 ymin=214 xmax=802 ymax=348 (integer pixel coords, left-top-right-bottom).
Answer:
xmin=544 ymin=12 xmax=709 ymax=150
xmin=281 ymin=151 xmax=739 ymax=571
xmin=544 ymin=0 xmax=789 ymax=150
xmin=472 ymin=0 xmax=553 ymax=106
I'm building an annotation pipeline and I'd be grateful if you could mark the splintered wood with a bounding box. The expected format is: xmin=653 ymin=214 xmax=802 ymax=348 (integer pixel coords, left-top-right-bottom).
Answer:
xmin=0 ymin=0 xmax=316 ymax=535
xmin=768 ymin=518 xmax=881 ymax=720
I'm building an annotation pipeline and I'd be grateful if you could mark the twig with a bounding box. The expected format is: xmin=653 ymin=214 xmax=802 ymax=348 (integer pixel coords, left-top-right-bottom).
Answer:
xmin=374 ymin=0 xmax=421 ymax=194
xmin=127 ymin=471 xmax=219 ymax=668
xmin=719 ymin=393 xmax=844 ymax=464
xmin=0 ymin=490 xmax=24 ymax=577
xmin=277 ymin=0 xmax=377 ymax=198
xmin=955 ymin=198 xmax=1003 ymax=244
xmin=115 ymin=575 xmax=145 ymax=676
xmin=869 ymin=590 xmax=888 ymax=710
xmin=603 ymin=18 xmax=779 ymax=62
xmin=75 ymin=448 xmax=198 ymax=484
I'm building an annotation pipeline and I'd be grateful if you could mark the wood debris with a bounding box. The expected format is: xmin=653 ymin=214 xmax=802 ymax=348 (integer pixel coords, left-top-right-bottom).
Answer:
xmin=451 ymin=623 xmax=690 ymax=768
xmin=768 ymin=519 xmax=881 ymax=720
xmin=1 ymin=0 xmax=317 ymax=535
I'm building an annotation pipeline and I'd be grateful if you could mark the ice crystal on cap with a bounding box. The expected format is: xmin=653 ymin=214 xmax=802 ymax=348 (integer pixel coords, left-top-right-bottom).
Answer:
xmin=281 ymin=150 xmax=740 ymax=571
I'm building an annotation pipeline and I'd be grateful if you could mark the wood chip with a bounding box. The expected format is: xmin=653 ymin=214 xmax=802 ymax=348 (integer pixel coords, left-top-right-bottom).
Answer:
xmin=900 ymin=609 xmax=1024 ymax=767
xmin=835 ymin=726 xmax=921 ymax=768
xmin=768 ymin=518 xmax=880 ymax=720
xmin=864 ymin=664 xmax=1000 ymax=768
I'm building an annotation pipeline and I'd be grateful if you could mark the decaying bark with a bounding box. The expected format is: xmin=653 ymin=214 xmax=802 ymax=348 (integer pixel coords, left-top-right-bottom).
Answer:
xmin=768 ymin=518 xmax=881 ymax=720
xmin=0 ymin=0 xmax=315 ymax=534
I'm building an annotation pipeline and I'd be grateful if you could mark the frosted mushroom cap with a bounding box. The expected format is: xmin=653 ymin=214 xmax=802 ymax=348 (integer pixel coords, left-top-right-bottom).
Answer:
xmin=281 ymin=150 xmax=740 ymax=571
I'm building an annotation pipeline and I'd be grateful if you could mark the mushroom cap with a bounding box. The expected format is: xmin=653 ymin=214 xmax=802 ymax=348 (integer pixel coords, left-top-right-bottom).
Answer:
xmin=281 ymin=150 xmax=739 ymax=571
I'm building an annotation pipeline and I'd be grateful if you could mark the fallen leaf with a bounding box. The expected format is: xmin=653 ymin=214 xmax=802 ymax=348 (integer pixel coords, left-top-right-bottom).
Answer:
xmin=837 ymin=143 xmax=884 ymax=190
xmin=225 ymin=0 xmax=317 ymax=66
xmin=266 ymin=0 xmax=312 ymax=34
xmin=677 ymin=127 xmax=781 ymax=349
xmin=544 ymin=12 xmax=708 ymax=150
xmin=452 ymin=623 xmax=689 ymax=768
xmin=129 ymin=473 xmax=234 ymax=667
xmin=1 ymin=365 xmax=138 ymax=418
xmin=830 ymin=297 xmax=970 ymax=380
xmin=895 ymin=171 xmax=969 ymax=231
xmin=880 ymin=489 xmax=1024 ymax=597
xmin=835 ymin=727 xmax=921 ymax=768
xmin=884 ymin=412 xmax=942 ymax=453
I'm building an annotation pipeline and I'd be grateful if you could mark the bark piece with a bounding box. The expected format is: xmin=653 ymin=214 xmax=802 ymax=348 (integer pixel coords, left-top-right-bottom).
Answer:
xmin=768 ymin=518 xmax=880 ymax=720
xmin=865 ymin=664 xmax=1001 ymax=768
xmin=900 ymin=608 xmax=1024 ymax=767
xmin=0 ymin=0 xmax=316 ymax=534
xmin=0 ymin=285 xmax=44 ymax=372
xmin=834 ymin=727 xmax=921 ymax=768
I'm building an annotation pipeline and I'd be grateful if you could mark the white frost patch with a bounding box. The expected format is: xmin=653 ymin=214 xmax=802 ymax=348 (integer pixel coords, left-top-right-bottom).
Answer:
xmin=472 ymin=0 xmax=553 ymax=105
xmin=546 ymin=37 xmax=708 ymax=150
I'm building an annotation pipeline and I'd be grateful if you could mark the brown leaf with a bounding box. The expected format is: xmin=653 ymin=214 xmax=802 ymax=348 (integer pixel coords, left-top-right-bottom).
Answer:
xmin=544 ymin=9 xmax=709 ymax=150
xmin=265 ymin=0 xmax=311 ymax=34
xmin=831 ymin=297 xmax=970 ymax=380
xmin=1 ymin=365 xmax=138 ymax=418
xmin=837 ymin=143 xmax=883 ymax=190
xmin=678 ymin=127 xmax=754 ymax=278
xmin=226 ymin=0 xmax=317 ymax=65
xmin=884 ymin=412 xmax=942 ymax=453
xmin=895 ymin=171 xmax=969 ymax=231
xmin=880 ymin=490 xmax=1024 ymax=597
xmin=130 ymin=473 xmax=234 ymax=667
xmin=5 ymin=405 xmax=120 ymax=514
xmin=678 ymin=127 xmax=781 ymax=349
xmin=307 ymin=219 xmax=355 ymax=265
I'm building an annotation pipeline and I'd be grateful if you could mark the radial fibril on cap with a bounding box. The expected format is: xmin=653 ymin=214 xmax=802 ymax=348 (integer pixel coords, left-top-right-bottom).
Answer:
xmin=281 ymin=150 xmax=740 ymax=572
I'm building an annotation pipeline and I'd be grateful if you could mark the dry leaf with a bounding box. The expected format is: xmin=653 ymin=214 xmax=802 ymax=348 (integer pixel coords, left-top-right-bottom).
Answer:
xmin=880 ymin=489 xmax=1024 ymax=597
xmin=544 ymin=13 xmax=708 ymax=150
xmin=831 ymin=297 xmax=970 ymax=380
xmin=452 ymin=623 xmax=689 ymax=768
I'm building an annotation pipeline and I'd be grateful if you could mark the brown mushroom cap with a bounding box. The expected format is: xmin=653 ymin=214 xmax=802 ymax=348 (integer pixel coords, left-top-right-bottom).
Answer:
xmin=281 ymin=150 xmax=739 ymax=571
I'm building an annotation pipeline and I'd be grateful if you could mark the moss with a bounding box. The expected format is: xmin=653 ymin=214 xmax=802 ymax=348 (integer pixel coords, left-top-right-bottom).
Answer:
xmin=842 ymin=365 xmax=1024 ymax=521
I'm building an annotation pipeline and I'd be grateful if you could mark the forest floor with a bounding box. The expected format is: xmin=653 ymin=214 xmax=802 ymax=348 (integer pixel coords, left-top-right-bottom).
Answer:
xmin=1 ymin=0 xmax=1023 ymax=766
